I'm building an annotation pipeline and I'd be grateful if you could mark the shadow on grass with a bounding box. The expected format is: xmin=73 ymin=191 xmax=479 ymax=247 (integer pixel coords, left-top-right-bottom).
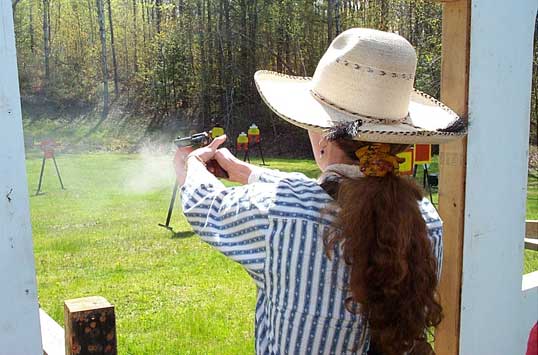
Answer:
xmin=171 ymin=230 xmax=195 ymax=239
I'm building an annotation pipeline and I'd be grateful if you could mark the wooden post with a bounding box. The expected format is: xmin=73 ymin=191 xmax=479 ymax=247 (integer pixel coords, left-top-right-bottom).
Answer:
xmin=0 ymin=1 xmax=42 ymax=353
xmin=526 ymin=220 xmax=538 ymax=250
xmin=64 ymin=296 xmax=117 ymax=355
xmin=435 ymin=1 xmax=470 ymax=354
xmin=526 ymin=220 xmax=538 ymax=238
xmin=459 ymin=1 xmax=538 ymax=353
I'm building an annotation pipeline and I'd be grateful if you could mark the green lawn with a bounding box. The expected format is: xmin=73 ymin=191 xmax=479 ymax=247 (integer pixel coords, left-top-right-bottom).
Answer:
xmin=526 ymin=169 xmax=538 ymax=273
xmin=28 ymin=153 xmax=538 ymax=354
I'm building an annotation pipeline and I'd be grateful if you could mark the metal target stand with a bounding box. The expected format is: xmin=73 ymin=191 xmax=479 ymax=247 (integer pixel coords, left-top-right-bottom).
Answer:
xmin=35 ymin=139 xmax=65 ymax=195
xmin=241 ymin=124 xmax=267 ymax=165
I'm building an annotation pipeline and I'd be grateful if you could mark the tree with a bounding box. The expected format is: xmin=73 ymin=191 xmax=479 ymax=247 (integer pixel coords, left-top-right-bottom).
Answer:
xmin=12 ymin=0 xmax=455 ymax=137
xmin=42 ymin=0 xmax=50 ymax=84
xmin=96 ymin=0 xmax=109 ymax=117
xmin=107 ymin=0 xmax=119 ymax=97
xmin=12 ymin=0 xmax=22 ymax=15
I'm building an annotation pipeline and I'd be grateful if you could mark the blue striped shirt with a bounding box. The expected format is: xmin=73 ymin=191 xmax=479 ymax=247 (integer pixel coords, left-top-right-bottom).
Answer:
xmin=180 ymin=163 xmax=443 ymax=354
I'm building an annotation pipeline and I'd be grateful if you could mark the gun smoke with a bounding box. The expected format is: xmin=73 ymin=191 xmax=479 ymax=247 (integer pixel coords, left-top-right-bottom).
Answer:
xmin=124 ymin=142 xmax=176 ymax=194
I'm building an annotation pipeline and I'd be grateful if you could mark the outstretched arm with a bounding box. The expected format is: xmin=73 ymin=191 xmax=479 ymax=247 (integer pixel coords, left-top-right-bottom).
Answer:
xmin=175 ymin=135 xmax=275 ymax=283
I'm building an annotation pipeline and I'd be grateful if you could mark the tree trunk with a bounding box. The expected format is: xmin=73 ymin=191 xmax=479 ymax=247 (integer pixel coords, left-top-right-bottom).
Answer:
xmin=107 ymin=0 xmax=119 ymax=97
xmin=145 ymin=0 xmax=152 ymax=39
xmin=133 ymin=0 xmax=138 ymax=72
xmin=29 ymin=1 xmax=35 ymax=54
xmin=206 ymin=0 xmax=213 ymax=118
xmin=197 ymin=0 xmax=208 ymax=128
xmin=327 ymin=0 xmax=334 ymax=45
xmin=141 ymin=0 xmax=146 ymax=46
xmin=122 ymin=12 xmax=129 ymax=75
xmin=334 ymin=0 xmax=341 ymax=36
xmin=12 ymin=0 xmax=21 ymax=15
xmin=534 ymin=15 xmax=538 ymax=145
xmin=96 ymin=0 xmax=109 ymax=117
xmin=155 ymin=0 xmax=162 ymax=33
xmin=53 ymin=1 xmax=61 ymax=46
xmin=42 ymin=0 xmax=50 ymax=83
xmin=380 ymin=0 xmax=389 ymax=31
xmin=87 ymin=0 xmax=95 ymax=44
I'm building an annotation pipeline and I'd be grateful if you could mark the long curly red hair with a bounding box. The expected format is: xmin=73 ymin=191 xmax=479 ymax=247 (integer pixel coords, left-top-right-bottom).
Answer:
xmin=325 ymin=140 xmax=443 ymax=355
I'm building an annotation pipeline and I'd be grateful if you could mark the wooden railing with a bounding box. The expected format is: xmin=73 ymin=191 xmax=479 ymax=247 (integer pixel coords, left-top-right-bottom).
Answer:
xmin=525 ymin=220 xmax=538 ymax=251
xmin=40 ymin=309 xmax=64 ymax=355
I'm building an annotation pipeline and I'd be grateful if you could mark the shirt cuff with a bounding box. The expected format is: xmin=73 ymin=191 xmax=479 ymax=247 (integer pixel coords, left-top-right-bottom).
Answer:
xmin=183 ymin=157 xmax=225 ymax=190
xmin=247 ymin=167 xmax=274 ymax=184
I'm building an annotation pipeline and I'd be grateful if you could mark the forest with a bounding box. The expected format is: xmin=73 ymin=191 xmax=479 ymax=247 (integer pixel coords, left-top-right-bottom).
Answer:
xmin=10 ymin=0 xmax=538 ymax=151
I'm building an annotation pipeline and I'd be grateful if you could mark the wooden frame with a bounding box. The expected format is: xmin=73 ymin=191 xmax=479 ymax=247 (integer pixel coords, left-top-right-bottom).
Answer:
xmin=436 ymin=0 xmax=538 ymax=354
xmin=2 ymin=0 xmax=538 ymax=353
xmin=0 ymin=1 xmax=42 ymax=353
xmin=526 ymin=220 xmax=538 ymax=251
xmin=436 ymin=1 xmax=470 ymax=353
xmin=460 ymin=1 xmax=538 ymax=353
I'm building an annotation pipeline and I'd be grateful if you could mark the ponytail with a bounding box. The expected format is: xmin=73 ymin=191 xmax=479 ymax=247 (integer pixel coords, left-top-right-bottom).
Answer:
xmin=325 ymin=141 xmax=443 ymax=355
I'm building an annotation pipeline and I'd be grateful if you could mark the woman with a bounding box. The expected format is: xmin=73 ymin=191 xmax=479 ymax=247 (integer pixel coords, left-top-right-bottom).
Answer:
xmin=175 ymin=28 xmax=466 ymax=354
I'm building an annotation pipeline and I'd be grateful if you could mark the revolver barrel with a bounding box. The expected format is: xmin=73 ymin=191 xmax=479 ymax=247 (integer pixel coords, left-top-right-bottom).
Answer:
xmin=174 ymin=132 xmax=211 ymax=148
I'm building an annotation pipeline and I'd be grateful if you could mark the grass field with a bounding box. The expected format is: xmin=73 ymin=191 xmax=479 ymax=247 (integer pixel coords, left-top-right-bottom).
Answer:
xmin=28 ymin=152 xmax=538 ymax=354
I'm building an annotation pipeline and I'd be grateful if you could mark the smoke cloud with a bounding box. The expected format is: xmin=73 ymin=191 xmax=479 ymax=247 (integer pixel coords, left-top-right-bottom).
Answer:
xmin=124 ymin=142 xmax=176 ymax=194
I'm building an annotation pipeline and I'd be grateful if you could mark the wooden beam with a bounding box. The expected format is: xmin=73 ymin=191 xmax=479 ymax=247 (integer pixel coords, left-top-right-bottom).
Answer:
xmin=0 ymin=0 xmax=42 ymax=353
xmin=525 ymin=220 xmax=537 ymax=248
xmin=459 ymin=1 xmax=538 ymax=352
xmin=435 ymin=1 xmax=470 ymax=354
xmin=523 ymin=271 xmax=538 ymax=291
xmin=64 ymin=296 xmax=117 ymax=355
xmin=526 ymin=220 xmax=538 ymax=239
xmin=525 ymin=238 xmax=538 ymax=251
xmin=40 ymin=308 xmax=65 ymax=355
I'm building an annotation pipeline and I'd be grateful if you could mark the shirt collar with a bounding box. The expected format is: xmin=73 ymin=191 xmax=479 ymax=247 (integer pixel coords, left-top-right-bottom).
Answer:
xmin=317 ymin=163 xmax=363 ymax=185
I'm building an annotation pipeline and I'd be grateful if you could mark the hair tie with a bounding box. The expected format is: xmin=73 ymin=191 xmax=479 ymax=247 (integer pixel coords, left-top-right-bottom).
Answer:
xmin=355 ymin=143 xmax=405 ymax=177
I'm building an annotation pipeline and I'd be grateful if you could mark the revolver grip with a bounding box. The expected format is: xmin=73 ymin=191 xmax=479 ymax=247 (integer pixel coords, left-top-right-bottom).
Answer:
xmin=206 ymin=159 xmax=229 ymax=179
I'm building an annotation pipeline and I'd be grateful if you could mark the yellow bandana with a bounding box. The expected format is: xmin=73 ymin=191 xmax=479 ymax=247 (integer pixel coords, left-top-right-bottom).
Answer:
xmin=355 ymin=143 xmax=405 ymax=177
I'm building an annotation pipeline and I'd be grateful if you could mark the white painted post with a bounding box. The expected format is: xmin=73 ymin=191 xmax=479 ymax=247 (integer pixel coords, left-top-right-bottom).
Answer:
xmin=0 ymin=2 xmax=43 ymax=354
xmin=461 ymin=1 xmax=538 ymax=354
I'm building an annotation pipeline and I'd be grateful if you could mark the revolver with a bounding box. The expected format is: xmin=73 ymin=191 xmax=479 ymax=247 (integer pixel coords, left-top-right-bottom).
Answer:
xmin=174 ymin=132 xmax=229 ymax=178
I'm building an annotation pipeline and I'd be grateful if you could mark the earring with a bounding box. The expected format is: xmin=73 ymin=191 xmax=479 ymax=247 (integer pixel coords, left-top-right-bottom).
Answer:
xmin=320 ymin=149 xmax=325 ymax=155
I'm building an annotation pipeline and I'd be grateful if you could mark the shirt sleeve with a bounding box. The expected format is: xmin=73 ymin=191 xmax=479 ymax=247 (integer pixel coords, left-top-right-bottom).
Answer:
xmin=180 ymin=159 xmax=275 ymax=284
xmin=248 ymin=166 xmax=314 ymax=184
xmin=420 ymin=198 xmax=444 ymax=280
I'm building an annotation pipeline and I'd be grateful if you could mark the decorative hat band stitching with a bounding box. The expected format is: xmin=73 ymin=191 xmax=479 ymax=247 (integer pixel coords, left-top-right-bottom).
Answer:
xmin=335 ymin=58 xmax=415 ymax=80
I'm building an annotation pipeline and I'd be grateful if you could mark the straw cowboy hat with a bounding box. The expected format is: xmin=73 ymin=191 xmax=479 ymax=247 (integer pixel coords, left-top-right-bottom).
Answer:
xmin=254 ymin=28 xmax=466 ymax=144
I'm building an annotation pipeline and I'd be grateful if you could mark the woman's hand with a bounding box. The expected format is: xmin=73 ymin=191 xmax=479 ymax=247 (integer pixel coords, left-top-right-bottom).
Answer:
xmin=174 ymin=135 xmax=227 ymax=185
xmin=214 ymin=148 xmax=253 ymax=184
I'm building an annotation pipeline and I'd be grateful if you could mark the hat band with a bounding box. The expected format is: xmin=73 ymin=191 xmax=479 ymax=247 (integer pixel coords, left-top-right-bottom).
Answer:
xmin=309 ymin=90 xmax=409 ymax=125
xmin=335 ymin=57 xmax=415 ymax=81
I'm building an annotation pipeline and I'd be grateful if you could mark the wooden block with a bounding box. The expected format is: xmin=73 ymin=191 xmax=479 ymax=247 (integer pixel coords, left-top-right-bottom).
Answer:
xmin=526 ymin=220 xmax=538 ymax=239
xmin=64 ymin=296 xmax=117 ymax=355
xmin=524 ymin=238 xmax=538 ymax=251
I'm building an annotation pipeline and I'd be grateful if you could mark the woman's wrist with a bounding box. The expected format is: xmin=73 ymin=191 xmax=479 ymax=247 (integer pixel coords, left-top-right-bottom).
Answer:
xmin=185 ymin=154 xmax=207 ymax=174
xmin=186 ymin=153 xmax=206 ymax=165
xmin=235 ymin=161 xmax=254 ymax=184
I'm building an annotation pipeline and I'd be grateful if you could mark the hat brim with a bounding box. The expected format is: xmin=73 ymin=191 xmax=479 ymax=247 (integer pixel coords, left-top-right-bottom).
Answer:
xmin=254 ymin=70 xmax=466 ymax=144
